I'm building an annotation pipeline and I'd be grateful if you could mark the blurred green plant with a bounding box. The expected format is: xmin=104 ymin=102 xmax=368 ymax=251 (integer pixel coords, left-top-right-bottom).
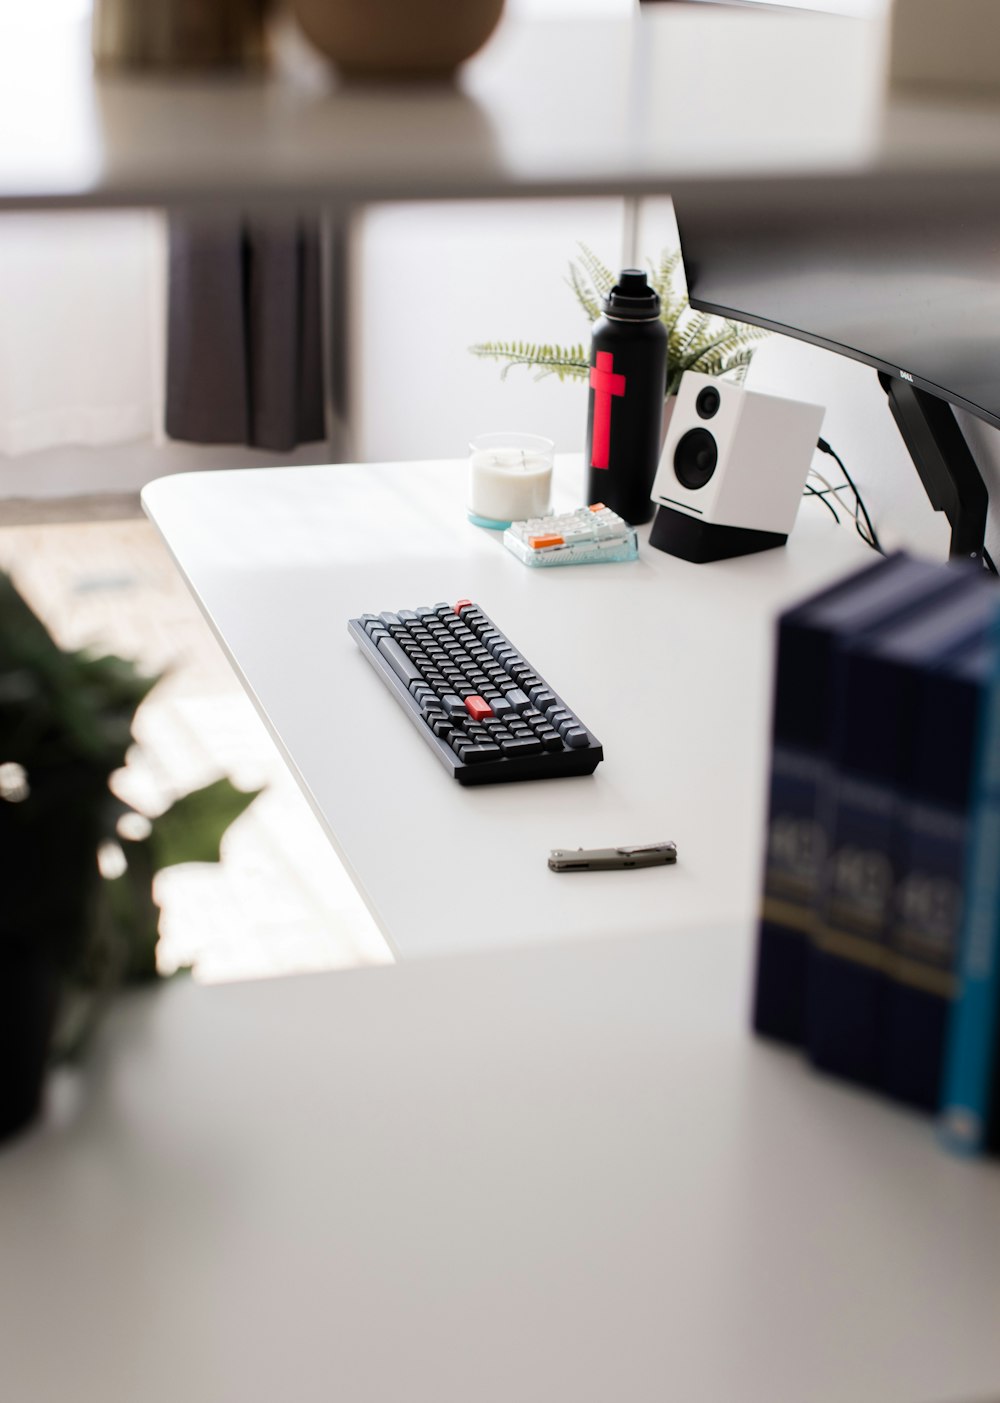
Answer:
xmin=0 ymin=571 xmax=260 ymax=1058
xmin=470 ymin=244 xmax=769 ymax=398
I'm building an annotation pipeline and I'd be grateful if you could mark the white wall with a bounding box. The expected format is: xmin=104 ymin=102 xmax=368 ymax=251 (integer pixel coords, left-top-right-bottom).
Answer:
xmin=357 ymin=198 xmax=626 ymax=463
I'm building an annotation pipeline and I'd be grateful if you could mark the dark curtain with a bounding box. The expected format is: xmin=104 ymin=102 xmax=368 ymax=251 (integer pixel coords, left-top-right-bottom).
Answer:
xmin=166 ymin=216 xmax=325 ymax=453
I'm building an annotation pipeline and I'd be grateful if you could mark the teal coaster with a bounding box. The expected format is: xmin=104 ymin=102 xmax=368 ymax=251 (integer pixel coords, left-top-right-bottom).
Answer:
xmin=467 ymin=511 xmax=511 ymax=530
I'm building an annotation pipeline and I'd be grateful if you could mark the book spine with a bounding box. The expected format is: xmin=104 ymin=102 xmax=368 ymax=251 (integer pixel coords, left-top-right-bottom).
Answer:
xmin=807 ymin=767 xmax=896 ymax=1086
xmin=754 ymin=743 xmax=827 ymax=1044
xmin=879 ymin=798 xmax=964 ymax=1109
xmin=939 ymin=668 xmax=1000 ymax=1153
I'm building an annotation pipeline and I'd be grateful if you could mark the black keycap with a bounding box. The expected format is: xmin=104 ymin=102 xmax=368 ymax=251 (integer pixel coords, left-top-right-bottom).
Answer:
xmin=501 ymin=736 xmax=544 ymax=756
xmin=461 ymin=743 xmax=502 ymax=764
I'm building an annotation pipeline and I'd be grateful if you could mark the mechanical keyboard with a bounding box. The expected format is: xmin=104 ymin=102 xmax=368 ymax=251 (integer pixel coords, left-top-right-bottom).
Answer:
xmin=503 ymin=504 xmax=638 ymax=567
xmin=349 ymin=600 xmax=604 ymax=785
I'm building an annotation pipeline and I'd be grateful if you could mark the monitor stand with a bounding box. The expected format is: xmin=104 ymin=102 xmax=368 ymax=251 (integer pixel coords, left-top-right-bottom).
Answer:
xmin=878 ymin=371 xmax=989 ymax=565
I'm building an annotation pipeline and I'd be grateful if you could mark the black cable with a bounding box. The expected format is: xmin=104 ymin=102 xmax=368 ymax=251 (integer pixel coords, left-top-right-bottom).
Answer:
xmin=814 ymin=438 xmax=999 ymax=575
xmin=817 ymin=438 xmax=885 ymax=555
xmin=804 ymin=482 xmax=841 ymax=525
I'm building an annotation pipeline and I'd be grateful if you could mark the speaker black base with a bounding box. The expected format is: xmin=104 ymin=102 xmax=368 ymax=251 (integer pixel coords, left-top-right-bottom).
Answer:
xmin=648 ymin=505 xmax=788 ymax=563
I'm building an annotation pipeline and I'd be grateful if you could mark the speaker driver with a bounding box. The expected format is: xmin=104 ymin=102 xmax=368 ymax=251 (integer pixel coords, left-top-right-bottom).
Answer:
xmin=674 ymin=428 xmax=718 ymax=490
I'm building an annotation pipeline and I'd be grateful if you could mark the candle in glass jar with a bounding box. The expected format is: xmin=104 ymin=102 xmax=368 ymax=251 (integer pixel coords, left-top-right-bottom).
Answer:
xmin=468 ymin=432 xmax=555 ymax=527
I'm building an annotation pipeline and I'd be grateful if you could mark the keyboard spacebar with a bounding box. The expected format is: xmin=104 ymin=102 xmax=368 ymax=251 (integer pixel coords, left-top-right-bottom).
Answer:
xmin=377 ymin=635 xmax=422 ymax=687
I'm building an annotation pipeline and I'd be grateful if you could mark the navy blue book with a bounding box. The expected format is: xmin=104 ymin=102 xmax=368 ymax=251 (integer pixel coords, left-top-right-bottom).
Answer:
xmin=940 ymin=606 xmax=1000 ymax=1155
xmin=806 ymin=578 xmax=998 ymax=1091
xmin=881 ymin=631 xmax=997 ymax=1110
xmin=754 ymin=553 xmax=973 ymax=1046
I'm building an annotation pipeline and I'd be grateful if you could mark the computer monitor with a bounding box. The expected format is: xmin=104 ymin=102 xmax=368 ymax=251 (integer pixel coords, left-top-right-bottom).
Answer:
xmin=674 ymin=184 xmax=1000 ymax=563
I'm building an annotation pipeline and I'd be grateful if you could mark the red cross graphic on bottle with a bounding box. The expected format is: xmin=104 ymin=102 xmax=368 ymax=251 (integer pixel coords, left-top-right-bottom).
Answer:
xmin=588 ymin=351 xmax=626 ymax=470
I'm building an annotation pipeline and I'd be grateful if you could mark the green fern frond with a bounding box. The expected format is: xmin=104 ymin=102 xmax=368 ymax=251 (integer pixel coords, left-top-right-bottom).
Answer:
xmin=574 ymin=243 xmax=616 ymax=299
xmin=565 ymin=263 xmax=602 ymax=323
xmin=649 ymin=247 xmax=686 ymax=329
xmin=670 ymin=310 xmax=715 ymax=365
xmin=685 ymin=328 xmax=749 ymax=373
xmin=469 ymin=340 xmax=589 ymax=383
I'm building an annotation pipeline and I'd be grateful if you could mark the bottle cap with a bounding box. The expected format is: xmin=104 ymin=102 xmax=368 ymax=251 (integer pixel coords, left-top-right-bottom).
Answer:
xmin=603 ymin=269 xmax=661 ymax=321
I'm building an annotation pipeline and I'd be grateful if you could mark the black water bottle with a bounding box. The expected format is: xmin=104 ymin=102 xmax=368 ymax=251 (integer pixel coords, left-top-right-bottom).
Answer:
xmin=584 ymin=269 xmax=668 ymax=525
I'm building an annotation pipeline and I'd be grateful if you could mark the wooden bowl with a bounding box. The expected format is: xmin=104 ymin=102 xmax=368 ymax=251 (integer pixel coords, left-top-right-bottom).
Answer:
xmin=291 ymin=0 xmax=505 ymax=80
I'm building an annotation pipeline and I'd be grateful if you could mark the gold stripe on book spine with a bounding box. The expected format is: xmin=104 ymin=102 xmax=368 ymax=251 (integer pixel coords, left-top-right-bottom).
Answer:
xmin=811 ymin=925 xmax=956 ymax=998
xmin=760 ymin=895 xmax=817 ymax=937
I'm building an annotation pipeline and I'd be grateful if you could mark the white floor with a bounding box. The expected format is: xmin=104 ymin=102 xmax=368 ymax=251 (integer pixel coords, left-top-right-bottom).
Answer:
xmin=0 ymin=513 xmax=391 ymax=983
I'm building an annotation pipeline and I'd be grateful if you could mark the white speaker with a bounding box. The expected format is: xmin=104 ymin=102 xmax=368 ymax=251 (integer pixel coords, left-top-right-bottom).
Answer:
xmin=648 ymin=371 xmax=826 ymax=563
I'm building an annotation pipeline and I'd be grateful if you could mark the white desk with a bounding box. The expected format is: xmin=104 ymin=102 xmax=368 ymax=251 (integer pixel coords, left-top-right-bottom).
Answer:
xmin=142 ymin=455 xmax=874 ymax=960
xmin=2 ymin=929 xmax=999 ymax=1403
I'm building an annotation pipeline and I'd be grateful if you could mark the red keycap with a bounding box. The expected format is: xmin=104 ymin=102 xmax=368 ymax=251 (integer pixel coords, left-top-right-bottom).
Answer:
xmin=464 ymin=695 xmax=493 ymax=721
xmin=454 ymin=598 xmax=474 ymax=613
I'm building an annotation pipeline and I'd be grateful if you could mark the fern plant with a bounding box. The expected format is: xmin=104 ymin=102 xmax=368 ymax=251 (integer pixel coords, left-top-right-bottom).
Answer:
xmin=470 ymin=245 xmax=769 ymax=398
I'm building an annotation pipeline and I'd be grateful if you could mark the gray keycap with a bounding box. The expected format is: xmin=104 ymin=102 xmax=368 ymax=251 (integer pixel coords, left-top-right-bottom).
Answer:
xmin=440 ymin=693 xmax=467 ymax=718
xmin=564 ymin=727 xmax=590 ymax=749
xmin=506 ymin=688 xmax=531 ymax=713
xmin=377 ymin=635 xmax=422 ymax=686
